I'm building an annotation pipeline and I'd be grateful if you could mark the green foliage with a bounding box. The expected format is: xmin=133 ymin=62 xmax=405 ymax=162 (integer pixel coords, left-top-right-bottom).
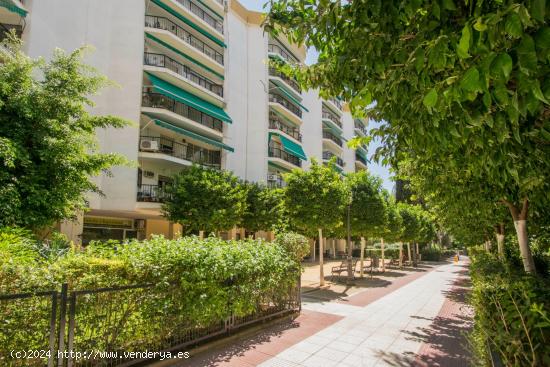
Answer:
xmin=241 ymin=182 xmax=284 ymax=233
xmin=162 ymin=165 xmax=247 ymax=234
xmin=420 ymin=245 xmax=454 ymax=261
xmin=284 ymin=159 xmax=350 ymax=236
xmin=273 ymin=232 xmax=310 ymax=262
xmin=0 ymin=35 xmax=128 ymax=229
xmin=470 ymin=252 xmax=550 ymax=366
xmin=396 ymin=203 xmax=421 ymax=243
xmin=346 ymin=171 xmax=387 ymax=238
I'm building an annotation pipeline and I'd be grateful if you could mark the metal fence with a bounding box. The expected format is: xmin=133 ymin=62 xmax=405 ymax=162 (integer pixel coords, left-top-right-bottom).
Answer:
xmin=0 ymin=279 xmax=300 ymax=367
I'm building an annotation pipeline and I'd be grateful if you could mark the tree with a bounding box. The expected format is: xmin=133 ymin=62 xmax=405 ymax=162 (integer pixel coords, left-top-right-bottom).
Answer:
xmin=284 ymin=159 xmax=350 ymax=286
xmin=0 ymin=36 xmax=127 ymax=230
xmin=265 ymin=1 xmax=550 ymax=273
xmin=241 ymin=182 xmax=284 ymax=235
xmin=162 ymin=165 xmax=247 ymax=236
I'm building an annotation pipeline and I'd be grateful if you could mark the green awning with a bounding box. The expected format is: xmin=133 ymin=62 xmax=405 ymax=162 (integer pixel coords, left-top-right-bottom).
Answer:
xmin=153 ymin=119 xmax=234 ymax=152
xmin=146 ymin=72 xmax=232 ymax=123
xmin=0 ymin=0 xmax=27 ymax=16
xmin=356 ymin=147 xmax=369 ymax=162
xmin=270 ymin=133 xmax=307 ymax=160
xmin=152 ymin=0 xmax=226 ymax=48
xmin=274 ymin=86 xmax=309 ymax=112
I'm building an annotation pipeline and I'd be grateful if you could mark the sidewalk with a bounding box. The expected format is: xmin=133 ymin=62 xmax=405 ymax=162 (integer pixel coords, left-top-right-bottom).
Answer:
xmin=172 ymin=260 xmax=472 ymax=367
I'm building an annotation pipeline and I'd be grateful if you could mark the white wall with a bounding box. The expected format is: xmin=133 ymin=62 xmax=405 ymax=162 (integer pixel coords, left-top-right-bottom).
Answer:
xmin=301 ymin=89 xmax=323 ymax=169
xmin=342 ymin=111 xmax=356 ymax=173
xmin=24 ymin=0 xmax=145 ymax=212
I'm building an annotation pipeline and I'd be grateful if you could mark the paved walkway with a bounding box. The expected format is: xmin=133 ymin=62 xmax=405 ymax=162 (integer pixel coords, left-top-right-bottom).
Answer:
xmin=173 ymin=260 xmax=472 ymax=367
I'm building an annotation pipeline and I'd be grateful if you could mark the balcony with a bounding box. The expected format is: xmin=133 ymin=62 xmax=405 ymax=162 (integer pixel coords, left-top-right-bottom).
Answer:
xmin=268 ymin=67 xmax=301 ymax=94
xmin=329 ymin=98 xmax=343 ymax=110
xmin=322 ymin=108 xmax=342 ymax=129
xmin=322 ymin=131 xmax=343 ymax=147
xmin=145 ymin=15 xmax=224 ymax=66
xmin=354 ymin=120 xmax=368 ymax=135
xmin=139 ymin=135 xmax=221 ymax=168
xmin=268 ymin=43 xmax=299 ymax=64
xmin=268 ymin=145 xmax=301 ymax=168
xmin=269 ymin=115 xmax=302 ymax=142
xmin=142 ymin=91 xmax=223 ymax=133
xmin=171 ymin=0 xmax=224 ymax=34
xmin=323 ymin=151 xmax=344 ymax=167
xmin=267 ymin=173 xmax=286 ymax=188
xmin=355 ymin=153 xmax=368 ymax=167
xmin=269 ymin=93 xmax=302 ymax=118
xmin=137 ymin=184 xmax=171 ymax=203
xmin=144 ymin=53 xmax=223 ymax=97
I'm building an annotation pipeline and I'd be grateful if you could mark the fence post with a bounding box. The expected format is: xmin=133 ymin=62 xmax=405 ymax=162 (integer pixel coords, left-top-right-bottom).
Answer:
xmin=298 ymin=273 xmax=302 ymax=312
xmin=57 ymin=283 xmax=68 ymax=367
xmin=47 ymin=292 xmax=58 ymax=367
xmin=66 ymin=292 xmax=77 ymax=367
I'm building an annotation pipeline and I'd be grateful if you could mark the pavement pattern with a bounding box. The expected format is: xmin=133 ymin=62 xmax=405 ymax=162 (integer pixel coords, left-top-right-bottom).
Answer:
xmin=174 ymin=260 xmax=472 ymax=367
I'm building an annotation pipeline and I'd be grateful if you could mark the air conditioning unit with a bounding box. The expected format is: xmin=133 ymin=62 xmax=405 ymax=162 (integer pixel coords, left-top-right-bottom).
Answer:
xmin=140 ymin=139 xmax=159 ymax=151
xmin=267 ymin=174 xmax=278 ymax=181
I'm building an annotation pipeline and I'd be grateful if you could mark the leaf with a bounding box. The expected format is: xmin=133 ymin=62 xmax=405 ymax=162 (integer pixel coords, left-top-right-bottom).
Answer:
xmin=460 ymin=68 xmax=480 ymax=92
xmin=532 ymin=80 xmax=550 ymax=104
xmin=531 ymin=0 xmax=546 ymax=22
xmin=491 ymin=53 xmax=513 ymax=80
xmin=415 ymin=48 xmax=425 ymax=73
xmin=517 ymin=35 xmax=538 ymax=73
xmin=442 ymin=0 xmax=456 ymax=11
xmin=457 ymin=25 xmax=471 ymax=59
xmin=473 ymin=18 xmax=487 ymax=32
xmin=423 ymin=88 xmax=438 ymax=108
xmin=505 ymin=13 xmax=523 ymax=38
xmin=535 ymin=27 xmax=550 ymax=50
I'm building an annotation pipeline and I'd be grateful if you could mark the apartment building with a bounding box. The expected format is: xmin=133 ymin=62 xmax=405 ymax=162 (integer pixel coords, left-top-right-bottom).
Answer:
xmin=7 ymin=0 xmax=368 ymax=245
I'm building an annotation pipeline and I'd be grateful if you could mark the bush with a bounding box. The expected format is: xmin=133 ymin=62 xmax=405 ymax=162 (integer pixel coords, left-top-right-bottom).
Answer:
xmin=274 ymin=232 xmax=310 ymax=262
xmin=420 ymin=245 xmax=455 ymax=261
xmin=470 ymin=252 xmax=550 ymax=366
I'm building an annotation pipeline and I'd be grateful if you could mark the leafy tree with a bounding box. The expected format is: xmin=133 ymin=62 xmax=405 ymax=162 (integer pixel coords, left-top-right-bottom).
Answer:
xmin=163 ymin=165 xmax=247 ymax=235
xmin=265 ymin=0 xmax=550 ymax=274
xmin=381 ymin=193 xmax=403 ymax=244
xmin=284 ymin=159 xmax=350 ymax=285
xmin=0 ymin=36 xmax=127 ymax=229
xmin=241 ymin=182 xmax=284 ymax=234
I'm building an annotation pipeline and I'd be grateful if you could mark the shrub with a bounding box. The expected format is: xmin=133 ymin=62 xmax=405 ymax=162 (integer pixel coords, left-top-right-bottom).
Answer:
xmin=420 ymin=245 xmax=455 ymax=261
xmin=470 ymin=252 xmax=550 ymax=366
xmin=273 ymin=232 xmax=310 ymax=262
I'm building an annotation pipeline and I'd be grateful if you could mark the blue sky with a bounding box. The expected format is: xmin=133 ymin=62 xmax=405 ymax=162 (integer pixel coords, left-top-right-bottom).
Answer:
xmin=239 ymin=0 xmax=394 ymax=193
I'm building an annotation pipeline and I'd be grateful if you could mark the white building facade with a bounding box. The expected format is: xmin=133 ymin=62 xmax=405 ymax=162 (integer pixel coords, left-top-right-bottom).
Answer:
xmin=3 ymin=0 xmax=368 ymax=244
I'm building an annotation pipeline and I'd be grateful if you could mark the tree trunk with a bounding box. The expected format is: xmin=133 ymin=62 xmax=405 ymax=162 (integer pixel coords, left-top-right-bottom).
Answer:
xmin=495 ymin=223 xmax=505 ymax=258
xmin=416 ymin=242 xmax=420 ymax=262
xmin=502 ymin=198 xmax=536 ymax=274
xmin=319 ymin=228 xmax=325 ymax=286
xmin=381 ymin=238 xmax=385 ymax=272
xmin=407 ymin=242 xmax=412 ymax=267
xmin=360 ymin=237 xmax=365 ymax=278
xmin=399 ymin=242 xmax=403 ymax=268
xmin=199 ymin=230 xmax=204 ymax=240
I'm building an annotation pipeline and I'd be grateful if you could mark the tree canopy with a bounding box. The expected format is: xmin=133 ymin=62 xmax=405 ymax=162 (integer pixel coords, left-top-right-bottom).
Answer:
xmin=347 ymin=170 xmax=387 ymax=239
xmin=240 ymin=182 xmax=284 ymax=233
xmin=0 ymin=36 xmax=127 ymax=229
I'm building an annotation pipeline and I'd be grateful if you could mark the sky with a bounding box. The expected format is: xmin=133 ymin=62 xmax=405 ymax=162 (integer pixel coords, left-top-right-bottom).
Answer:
xmin=239 ymin=0 xmax=394 ymax=193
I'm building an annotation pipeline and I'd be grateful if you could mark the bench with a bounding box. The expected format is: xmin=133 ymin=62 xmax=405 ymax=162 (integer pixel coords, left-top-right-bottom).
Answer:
xmin=331 ymin=259 xmax=358 ymax=281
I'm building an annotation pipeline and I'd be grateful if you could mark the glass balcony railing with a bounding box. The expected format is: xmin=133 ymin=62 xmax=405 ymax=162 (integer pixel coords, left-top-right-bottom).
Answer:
xmin=268 ymin=144 xmax=301 ymax=167
xmin=322 ymin=151 xmax=344 ymax=167
xmin=269 ymin=93 xmax=302 ymax=118
xmin=354 ymin=120 xmax=368 ymax=135
xmin=145 ymin=15 xmax=224 ymax=65
xmin=144 ymin=53 xmax=223 ymax=97
xmin=322 ymin=131 xmax=343 ymax=147
xmin=268 ymin=67 xmax=301 ymax=94
xmin=355 ymin=153 xmax=368 ymax=166
xmin=269 ymin=114 xmax=302 ymax=141
xmin=142 ymin=90 xmax=224 ymax=132
xmin=171 ymin=0 xmax=224 ymax=34
xmin=139 ymin=135 xmax=221 ymax=168
xmin=268 ymin=43 xmax=298 ymax=64
xmin=329 ymin=97 xmax=343 ymax=110
xmin=322 ymin=108 xmax=342 ymax=128
xmin=137 ymin=184 xmax=171 ymax=203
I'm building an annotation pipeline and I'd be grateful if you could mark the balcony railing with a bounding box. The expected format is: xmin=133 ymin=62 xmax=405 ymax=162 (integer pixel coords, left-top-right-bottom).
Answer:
xmin=322 ymin=151 xmax=344 ymax=167
xmin=145 ymin=15 xmax=224 ymax=65
xmin=268 ymin=145 xmax=301 ymax=167
xmin=144 ymin=53 xmax=223 ymax=97
xmin=269 ymin=115 xmax=302 ymax=142
xmin=269 ymin=93 xmax=302 ymax=118
xmin=139 ymin=135 xmax=221 ymax=167
xmin=171 ymin=0 xmax=224 ymax=34
xmin=322 ymin=131 xmax=343 ymax=147
xmin=329 ymin=97 xmax=343 ymax=110
xmin=356 ymin=153 xmax=368 ymax=166
xmin=267 ymin=174 xmax=286 ymax=188
xmin=142 ymin=90 xmax=224 ymax=132
xmin=137 ymin=184 xmax=171 ymax=203
xmin=354 ymin=120 xmax=368 ymax=135
xmin=322 ymin=108 xmax=342 ymax=128
xmin=268 ymin=43 xmax=298 ymax=64
xmin=268 ymin=67 xmax=301 ymax=94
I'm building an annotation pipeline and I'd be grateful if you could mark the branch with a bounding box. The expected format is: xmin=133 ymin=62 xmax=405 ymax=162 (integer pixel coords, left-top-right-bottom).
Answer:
xmin=501 ymin=198 xmax=520 ymax=221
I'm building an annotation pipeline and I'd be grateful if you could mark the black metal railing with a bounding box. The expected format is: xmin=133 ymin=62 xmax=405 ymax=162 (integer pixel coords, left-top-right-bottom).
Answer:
xmin=142 ymin=91 xmax=224 ymax=132
xmin=171 ymin=0 xmax=223 ymax=34
xmin=323 ymin=151 xmax=344 ymax=167
xmin=144 ymin=53 xmax=223 ymax=97
xmin=139 ymin=136 xmax=221 ymax=168
xmin=269 ymin=116 xmax=302 ymax=141
xmin=268 ymin=67 xmax=301 ymax=94
xmin=267 ymin=174 xmax=286 ymax=188
xmin=329 ymin=97 xmax=343 ymax=110
xmin=269 ymin=93 xmax=302 ymax=118
xmin=354 ymin=120 xmax=368 ymax=135
xmin=268 ymin=145 xmax=301 ymax=167
xmin=136 ymin=184 xmax=172 ymax=203
xmin=0 ymin=280 xmax=300 ymax=367
xmin=145 ymin=15 xmax=224 ymax=65
xmin=322 ymin=131 xmax=343 ymax=147
xmin=356 ymin=153 xmax=368 ymax=166
xmin=268 ymin=43 xmax=299 ymax=64
xmin=322 ymin=108 xmax=342 ymax=128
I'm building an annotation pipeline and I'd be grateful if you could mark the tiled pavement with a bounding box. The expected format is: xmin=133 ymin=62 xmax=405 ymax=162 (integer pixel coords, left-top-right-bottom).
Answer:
xmin=173 ymin=260 xmax=472 ymax=367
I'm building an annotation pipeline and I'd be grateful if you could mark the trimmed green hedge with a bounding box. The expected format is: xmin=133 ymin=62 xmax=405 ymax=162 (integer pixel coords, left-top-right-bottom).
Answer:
xmin=470 ymin=252 xmax=550 ymax=366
